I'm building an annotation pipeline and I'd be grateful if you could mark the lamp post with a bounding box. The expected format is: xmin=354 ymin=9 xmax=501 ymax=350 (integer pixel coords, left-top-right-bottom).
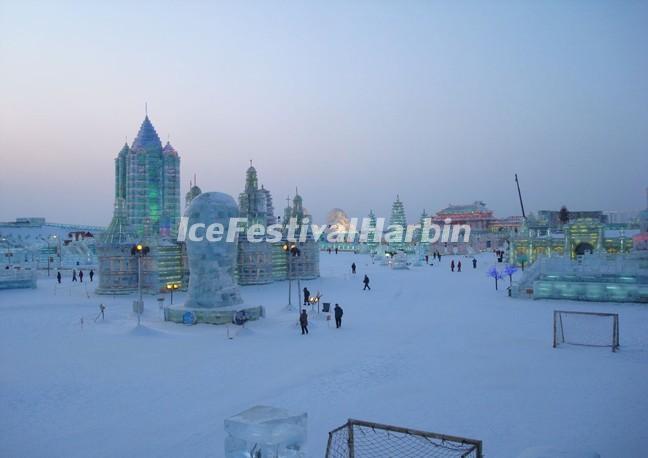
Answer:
xmin=283 ymin=242 xmax=296 ymax=307
xmin=131 ymin=243 xmax=150 ymax=325
xmin=5 ymin=251 xmax=13 ymax=269
xmin=166 ymin=281 xmax=181 ymax=305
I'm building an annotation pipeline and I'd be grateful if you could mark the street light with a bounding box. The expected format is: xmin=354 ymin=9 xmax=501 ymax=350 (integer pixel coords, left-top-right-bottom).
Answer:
xmin=165 ymin=281 xmax=181 ymax=305
xmin=130 ymin=243 xmax=150 ymax=325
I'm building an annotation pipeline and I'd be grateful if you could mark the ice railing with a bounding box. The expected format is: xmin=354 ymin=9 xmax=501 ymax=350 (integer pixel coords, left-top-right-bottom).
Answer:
xmin=536 ymin=252 xmax=648 ymax=278
xmin=511 ymin=252 xmax=648 ymax=297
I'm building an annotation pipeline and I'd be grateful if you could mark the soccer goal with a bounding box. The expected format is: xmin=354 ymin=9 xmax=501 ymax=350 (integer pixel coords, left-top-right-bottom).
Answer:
xmin=553 ymin=310 xmax=619 ymax=352
xmin=325 ymin=419 xmax=483 ymax=458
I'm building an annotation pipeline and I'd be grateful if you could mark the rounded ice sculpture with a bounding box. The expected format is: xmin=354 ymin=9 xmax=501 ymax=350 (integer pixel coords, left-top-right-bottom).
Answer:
xmin=184 ymin=192 xmax=243 ymax=308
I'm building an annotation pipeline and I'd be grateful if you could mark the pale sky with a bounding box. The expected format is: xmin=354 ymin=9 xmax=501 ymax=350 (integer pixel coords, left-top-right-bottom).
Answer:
xmin=1 ymin=0 xmax=647 ymax=226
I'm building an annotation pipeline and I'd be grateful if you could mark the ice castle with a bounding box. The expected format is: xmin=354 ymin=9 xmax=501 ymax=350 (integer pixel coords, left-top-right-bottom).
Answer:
xmin=96 ymin=116 xmax=185 ymax=294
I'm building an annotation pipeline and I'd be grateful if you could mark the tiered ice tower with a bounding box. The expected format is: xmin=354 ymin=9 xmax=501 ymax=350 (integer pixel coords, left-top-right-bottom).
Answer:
xmin=388 ymin=195 xmax=409 ymax=252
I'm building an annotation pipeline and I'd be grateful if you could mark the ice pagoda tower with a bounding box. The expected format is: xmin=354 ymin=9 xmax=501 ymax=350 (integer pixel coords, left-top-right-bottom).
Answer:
xmin=366 ymin=209 xmax=380 ymax=252
xmin=236 ymin=164 xmax=275 ymax=285
xmin=97 ymin=115 xmax=185 ymax=295
xmin=388 ymin=195 xmax=409 ymax=252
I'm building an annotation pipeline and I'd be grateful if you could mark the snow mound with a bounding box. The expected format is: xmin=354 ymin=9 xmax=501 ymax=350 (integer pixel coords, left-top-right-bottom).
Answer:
xmin=517 ymin=447 xmax=600 ymax=458
xmin=128 ymin=325 xmax=169 ymax=338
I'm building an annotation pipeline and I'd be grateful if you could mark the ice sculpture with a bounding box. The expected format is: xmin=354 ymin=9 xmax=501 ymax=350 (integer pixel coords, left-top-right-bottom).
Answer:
xmin=184 ymin=192 xmax=243 ymax=308
xmin=225 ymin=405 xmax=307 ymax=458
xmin=164 ymin=192 xmax=264 ymax=325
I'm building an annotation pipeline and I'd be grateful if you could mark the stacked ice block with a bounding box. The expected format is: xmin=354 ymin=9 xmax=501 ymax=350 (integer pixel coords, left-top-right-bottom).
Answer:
xmin=225 ymin=405 xmax=307 ymax=458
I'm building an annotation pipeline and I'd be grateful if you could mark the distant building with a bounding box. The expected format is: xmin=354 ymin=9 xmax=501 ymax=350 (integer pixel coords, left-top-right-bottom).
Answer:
xmin=431 ymin=201 xmax=494 ymax=231
xmin=536 ymin=210 xmax=607 ymax=227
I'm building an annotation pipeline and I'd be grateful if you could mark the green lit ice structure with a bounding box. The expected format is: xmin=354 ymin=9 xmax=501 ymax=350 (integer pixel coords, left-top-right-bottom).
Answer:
xmin=96 ymin=116 xmax=185 ymax=295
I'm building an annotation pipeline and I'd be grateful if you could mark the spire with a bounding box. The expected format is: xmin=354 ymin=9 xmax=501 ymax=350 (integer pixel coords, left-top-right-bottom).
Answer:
xmin=162 ymin=140 xmax=178 ymax=156
xmin=132 ymin=115 xmax=162 ymax=151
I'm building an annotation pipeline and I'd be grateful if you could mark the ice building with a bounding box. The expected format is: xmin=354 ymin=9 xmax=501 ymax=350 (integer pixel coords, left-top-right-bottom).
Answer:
xmin=509 ymin=218 xmax=636 ymax=266
xmin=236 ymin=164 xmax=275 ymax=285
xmin=96 ymin=115 xmax=185 ymax=295
xmin=281 ymin=191 xmax=319 ymax=280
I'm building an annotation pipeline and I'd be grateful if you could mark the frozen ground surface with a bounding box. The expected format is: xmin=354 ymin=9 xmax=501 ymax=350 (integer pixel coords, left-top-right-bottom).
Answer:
xmin=1 ymin=253 xmax=647 ymax=457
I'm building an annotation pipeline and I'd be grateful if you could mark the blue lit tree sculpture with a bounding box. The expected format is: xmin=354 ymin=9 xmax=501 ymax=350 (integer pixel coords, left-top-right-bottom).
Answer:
xmin=487 ymin=266 xmax=503 ymax=291
xmin=503 ymin=264 xmax=518 ymax=287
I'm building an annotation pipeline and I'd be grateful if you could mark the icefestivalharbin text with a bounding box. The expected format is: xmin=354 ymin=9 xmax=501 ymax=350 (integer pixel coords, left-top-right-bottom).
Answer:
xmin=176 ymin=216 xmax=471 ymax=244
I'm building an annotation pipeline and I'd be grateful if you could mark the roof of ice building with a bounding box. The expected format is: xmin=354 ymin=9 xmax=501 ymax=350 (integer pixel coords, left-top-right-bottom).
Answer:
xmin=437 ymin=201 xmax=491 ymax=215
xmin=100 ymin=199 xmax=136 ymax=245
xmin=162 ymin=141 xmax=178 ymax=156
xmin=117 ymin=143 xmax=130 ymax=156
xmin=604 ymin=229 xmax=639 ymax=238
xmin=131 ymin=116 xmax=162 ymax=151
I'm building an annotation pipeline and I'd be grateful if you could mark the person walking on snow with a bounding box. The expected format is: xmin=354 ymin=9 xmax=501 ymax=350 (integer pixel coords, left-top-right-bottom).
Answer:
xmin=334 ymin=304 xmax=344 ymax=328
xmin=425 ymin=255 xmax=429 ymax=264
xmin=56 ymin=271 xmax=61 ymax=284
xmin=363 ymin=274 xmax=371 ymax=290
xmin=450 ymin=260 xmax=455 ymax=272
xmin=72 ymin=269 xmax=78 ymax=282
xmin=457 ymin=261 xmax=462 ymax=272
xmin=299 ymin=309 xmax=309 ymax=335
xmin=303 ymin=287 xmax=310 ymax=306
xmin=351 ymin=262 xmax=356 ymax=274
xmin=89 ymin=269 xmax=94 ymax=282
xmin=472 ymin=258 xmax=477 ymax=269
xmin=79 ymin=270 xmax=84 ymax=282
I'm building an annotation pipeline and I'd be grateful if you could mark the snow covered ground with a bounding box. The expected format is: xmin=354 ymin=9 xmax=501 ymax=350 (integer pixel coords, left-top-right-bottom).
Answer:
xmin=1 ymin=252 xmax=647 ymax=457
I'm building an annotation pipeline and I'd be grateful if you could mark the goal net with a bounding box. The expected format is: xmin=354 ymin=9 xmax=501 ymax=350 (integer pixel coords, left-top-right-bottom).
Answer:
xmin=325 ymin=419 xmax=483 ymax=458
xmin=553 ymin=310 xmax=619 ymax=352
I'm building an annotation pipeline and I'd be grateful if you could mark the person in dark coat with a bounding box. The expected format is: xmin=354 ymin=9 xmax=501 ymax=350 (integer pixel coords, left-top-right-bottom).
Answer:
xmin=363 ymin=274 xmax=371 ymax=290
xmin=450 ymin=260 xmax=455 ymax=272
xmin=72 ymin=269 xmax=78 ymax=282
xmin=351 ymin=262 xmax=356 ymax=274
xmin=425 ymin=255 xmax=429 ymax=264
xmin=472 ymin=258 xmax=477 ymax=269
xmin=56 ymin=271 xmax=62 ymax=284
xmin=299 ymin=310 xmax=309 ymax=335
xmin=335 ymin=247 xmax=338 ymax=254
xmin=89 ymin=269 xmax=94 ymax=282
xmin=334 ymin=304 xmax=343 ymax=328
xmin=303 ymin=287 xmax=310 ymax=306
xmin=438 ymin=252 xmax=442 ymax=261
xmin=457 ymin=261 xmax=462 ymax=272
xmin=79 ymin=270 xmax=84 ymax=282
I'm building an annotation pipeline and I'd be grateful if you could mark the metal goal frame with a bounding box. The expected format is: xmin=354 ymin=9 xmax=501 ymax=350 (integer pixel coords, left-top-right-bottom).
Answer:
xmin=325 ymin=419 xmax=483 ymax=458
xmin=553 ymin=310 xmax=620 ymax=352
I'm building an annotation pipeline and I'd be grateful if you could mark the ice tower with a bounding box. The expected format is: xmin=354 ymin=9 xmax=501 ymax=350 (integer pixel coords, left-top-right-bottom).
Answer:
xmin=97 ymin=115 xmax=185 ymax=294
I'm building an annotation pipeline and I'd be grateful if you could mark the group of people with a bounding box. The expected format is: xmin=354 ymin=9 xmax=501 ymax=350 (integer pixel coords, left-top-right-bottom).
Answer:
xmin=450 ymin=257 xmax=478 ymax=272
xmin=326 ymin=247 xmax=339 ymax=254
xmin=57 ymin=269 xmax=94 ymax=284
xmin=299 ymin=303 xmax=344 ymax=334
